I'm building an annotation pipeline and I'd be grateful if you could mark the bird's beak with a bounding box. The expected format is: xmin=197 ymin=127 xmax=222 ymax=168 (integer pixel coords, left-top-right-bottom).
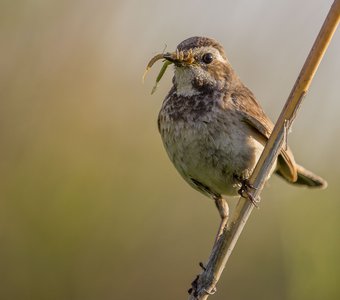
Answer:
xmin=163 ymin=49 xmax=195 ymax=65
xmin=162 ymin=52 xmax=177 ymax=63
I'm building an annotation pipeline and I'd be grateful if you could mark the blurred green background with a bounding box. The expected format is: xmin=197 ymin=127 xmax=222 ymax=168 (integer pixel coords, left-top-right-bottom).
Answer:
xmin=0 ymin=0 xmax=339 ymax=299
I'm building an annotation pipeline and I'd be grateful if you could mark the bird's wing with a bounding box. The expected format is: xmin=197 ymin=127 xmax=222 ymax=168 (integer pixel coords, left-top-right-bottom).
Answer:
xmin=232 ymin=85 xmax=298 ymax=182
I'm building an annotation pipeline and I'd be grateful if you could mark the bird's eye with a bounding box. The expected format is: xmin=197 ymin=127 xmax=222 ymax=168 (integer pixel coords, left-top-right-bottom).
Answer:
xmin=202 ymin=53 xmax=214 ymax=64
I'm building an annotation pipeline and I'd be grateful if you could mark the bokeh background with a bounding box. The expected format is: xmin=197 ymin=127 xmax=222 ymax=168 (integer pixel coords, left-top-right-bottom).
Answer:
xmin=0 ymin=0 xmax=339 ymax=299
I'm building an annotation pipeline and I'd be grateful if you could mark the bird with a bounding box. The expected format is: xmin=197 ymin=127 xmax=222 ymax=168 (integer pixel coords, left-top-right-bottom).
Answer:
xmin=151 ymin=36 xmax=327 ymax=239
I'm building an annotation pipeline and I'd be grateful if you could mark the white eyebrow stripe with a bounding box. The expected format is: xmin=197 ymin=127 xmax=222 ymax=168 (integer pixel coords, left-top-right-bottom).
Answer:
xmin=194 ymin=46 xmax=225 ymax=62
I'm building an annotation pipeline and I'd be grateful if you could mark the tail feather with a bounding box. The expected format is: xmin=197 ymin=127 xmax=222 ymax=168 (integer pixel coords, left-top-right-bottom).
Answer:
xmin=294 ymin=164 xmax=327 ymax=188
xmin=276 ymin=164 xmax=327 ymax=189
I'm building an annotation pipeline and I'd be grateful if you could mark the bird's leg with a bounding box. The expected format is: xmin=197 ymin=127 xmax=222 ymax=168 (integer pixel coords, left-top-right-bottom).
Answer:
xmin=213 ymin=196 xmax=229 ymax=244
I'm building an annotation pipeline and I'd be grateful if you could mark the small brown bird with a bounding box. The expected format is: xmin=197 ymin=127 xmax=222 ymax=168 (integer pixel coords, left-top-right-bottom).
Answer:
xmin=152 ymin=36 xmax=327 ymax=238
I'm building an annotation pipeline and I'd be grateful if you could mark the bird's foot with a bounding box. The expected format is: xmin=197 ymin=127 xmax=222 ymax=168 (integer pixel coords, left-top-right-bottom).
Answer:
xmin=187 ymin=275 xmax=199 ymax=296
xmin=188 ymin=263 xmax=217 ymax=297
xmin=235 ymin=176 xmax=259 ymax=207
xmin=187 ymin=263 xmax=206 ymax=297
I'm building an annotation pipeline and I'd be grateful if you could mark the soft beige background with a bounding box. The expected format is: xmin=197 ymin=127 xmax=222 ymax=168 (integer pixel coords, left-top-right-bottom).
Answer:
xmin=0 ymin=1 xmax=339 ymax=299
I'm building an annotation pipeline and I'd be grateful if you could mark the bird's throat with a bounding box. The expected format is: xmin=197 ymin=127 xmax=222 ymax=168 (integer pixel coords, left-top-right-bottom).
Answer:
xmin=174 ymin=67 xmax=201 ymax=97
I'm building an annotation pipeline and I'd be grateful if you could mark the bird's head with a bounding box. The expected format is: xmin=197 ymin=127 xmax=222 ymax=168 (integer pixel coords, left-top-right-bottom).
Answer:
xmin=163 ymin=37 xmax=233 ymax=96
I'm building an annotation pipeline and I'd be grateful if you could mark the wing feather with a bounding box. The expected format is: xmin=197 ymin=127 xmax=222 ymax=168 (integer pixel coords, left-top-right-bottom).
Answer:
xmin=230 ymin=85 xmax=298 ymax=182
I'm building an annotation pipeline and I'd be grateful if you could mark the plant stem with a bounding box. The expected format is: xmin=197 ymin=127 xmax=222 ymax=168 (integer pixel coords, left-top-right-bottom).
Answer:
xmin=188 ymin=1 xmax=340 ymax=299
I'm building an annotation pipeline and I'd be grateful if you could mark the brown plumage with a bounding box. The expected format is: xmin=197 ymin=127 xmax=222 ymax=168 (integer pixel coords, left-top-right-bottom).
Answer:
xmin=154 ymin=36 xmax=327 ymax=239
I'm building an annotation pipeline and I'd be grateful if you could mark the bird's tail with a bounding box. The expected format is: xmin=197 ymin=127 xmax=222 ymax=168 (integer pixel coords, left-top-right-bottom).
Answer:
xmin=276 ymin=164 xmax=327 ymax=189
